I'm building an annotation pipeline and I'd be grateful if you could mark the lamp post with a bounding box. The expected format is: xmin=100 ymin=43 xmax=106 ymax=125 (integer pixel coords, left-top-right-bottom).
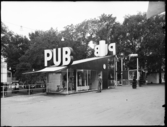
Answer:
xmin=120 ymin=53 xmax=124 ymax=86
xmin=129 ymin=54 xmax=138 ymax=86
xmin=115 ymin=55 xmax=118 ymax=87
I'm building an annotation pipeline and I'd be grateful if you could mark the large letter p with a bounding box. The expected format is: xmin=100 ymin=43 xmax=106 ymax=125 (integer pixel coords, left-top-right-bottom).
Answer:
xmin=44 ymin=49 xmax=52 ymax=67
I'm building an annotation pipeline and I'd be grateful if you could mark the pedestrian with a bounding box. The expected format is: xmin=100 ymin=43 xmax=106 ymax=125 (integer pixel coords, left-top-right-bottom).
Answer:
xmin=98 ymin=74 xmax=102 ymax=92
xmin=16 ymin=82 xmax=19 ymax=93
xmin=132 ymin=74 xmax=137 ymax=89
xmin=4 ymin=83 xmax=8 ymax=96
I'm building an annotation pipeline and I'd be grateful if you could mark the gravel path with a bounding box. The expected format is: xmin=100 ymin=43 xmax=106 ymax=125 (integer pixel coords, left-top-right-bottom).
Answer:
xmin=1 ymin=84 xmax=165 ymax=126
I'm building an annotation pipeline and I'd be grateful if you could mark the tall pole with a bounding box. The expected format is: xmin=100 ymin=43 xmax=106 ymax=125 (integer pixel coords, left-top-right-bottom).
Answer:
xmin=114 ymin=57 xmax=115 ymax=86
xmin=67 ymin=69 xmax=68 ymax=94
xmin=121 ymin=58 xmax=123 ymax=85
xmin=87 ymin=70 xmax=88 ymax=91
xmin=29 ymin=84 xmax=30 ymax=95
xmin=76 ymin=71 xmax=78 ymax=92
xmin=2 ymin=86 xmax=4 ymax=98
xmin=137 ymin=57 xmax=139 ymax=86
xmin=115 ymin=56 xmax=117 ymax=86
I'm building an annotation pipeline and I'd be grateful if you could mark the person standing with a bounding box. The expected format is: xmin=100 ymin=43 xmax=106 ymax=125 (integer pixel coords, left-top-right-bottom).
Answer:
xmin=98 ymin=74 xmax=102 ymax=92
xmin=79 ymin=75 xmax=82 ymax=86
xmin=4 ymin=83 xmax=8 ymax=97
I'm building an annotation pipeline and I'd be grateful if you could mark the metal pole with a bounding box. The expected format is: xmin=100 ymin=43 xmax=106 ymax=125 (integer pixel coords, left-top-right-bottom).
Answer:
xmin=29 ymin=84 xmax=30 ymax=95
xmin=137 ymin=57 xmax=139 ymax=86
xmin=76 ymin=70 xmax=78 ymax=92
xmin=87 ymin=70 xmax=88 ymax=91
xmin=114 ymin=57 xmax=115 ymax=87
xmin=2 ymin=86 xmax=4 ymax=98
xmin=67 ymin=69 xmax=68 ymax=94
xmin=121 ymin=58 xmax=123 ymax=85
xmin=115 ymin=57 xmax=117 ymax=87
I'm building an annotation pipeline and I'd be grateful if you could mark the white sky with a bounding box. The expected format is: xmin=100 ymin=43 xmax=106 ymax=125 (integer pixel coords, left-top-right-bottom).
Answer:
xmin=1 ymin=1 xmax=149 ymax=38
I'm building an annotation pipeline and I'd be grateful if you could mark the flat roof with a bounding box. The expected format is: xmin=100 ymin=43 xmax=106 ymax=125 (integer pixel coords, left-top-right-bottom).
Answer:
xmin=23 ymin=55 xmax=113 ymax=74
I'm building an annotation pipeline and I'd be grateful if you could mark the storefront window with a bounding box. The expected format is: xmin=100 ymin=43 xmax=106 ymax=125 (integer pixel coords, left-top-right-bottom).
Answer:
xmin=77 ymin=71 xmax=83 ymax=86
xmin=47 ymin=69 xmax=98 ymax=94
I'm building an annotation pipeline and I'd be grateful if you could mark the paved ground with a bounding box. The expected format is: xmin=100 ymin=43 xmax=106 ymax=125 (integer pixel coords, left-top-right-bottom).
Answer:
xmin=1 ymin=84 xmax=165 ymax=126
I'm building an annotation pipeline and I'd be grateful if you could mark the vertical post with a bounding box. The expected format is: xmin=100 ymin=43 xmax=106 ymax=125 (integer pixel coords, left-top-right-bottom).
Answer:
xmin=67 ymin=69 xmax=68 ymax=94
xmin=121 ymin=58 xmax=123 ymax=85
xmin=2 ymin=86 xmax=4 ymax=98
xmin=29 ymin=84 xmax=30 ymax=95
xmin=101 ymin=72 xmax=103 ymax=90
xmin=114 ymin=57 xmax=116 ymax=86
xmin=137 ymin=57 xmax=139 ymax=86
xmin=115 ymin=56 xmax=117 ymax=87
xmin=87 ymin=70 xmax=88 ymax=91
xmin=76 ymin=70 xmax=78 ymax=92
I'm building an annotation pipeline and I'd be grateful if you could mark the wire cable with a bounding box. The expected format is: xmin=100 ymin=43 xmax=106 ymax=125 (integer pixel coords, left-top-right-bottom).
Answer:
xmin=2 ymin=20 xmax=36 ymax=31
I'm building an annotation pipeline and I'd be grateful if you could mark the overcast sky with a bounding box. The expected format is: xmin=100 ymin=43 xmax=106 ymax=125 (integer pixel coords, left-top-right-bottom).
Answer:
xmin=1 ymin=1 xmax=149 ymax=38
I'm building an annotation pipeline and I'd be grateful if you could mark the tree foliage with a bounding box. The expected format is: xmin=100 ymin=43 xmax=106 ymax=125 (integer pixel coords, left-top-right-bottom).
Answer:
xmin=1 ymin=22 xmax=30 ymax=77
xmin=1 ymin=12 xmax=165 ymax=83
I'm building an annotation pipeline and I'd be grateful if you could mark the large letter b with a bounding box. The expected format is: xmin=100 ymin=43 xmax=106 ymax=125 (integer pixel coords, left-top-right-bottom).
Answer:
xmin=94 ymin=45 xmax=100 ymax=57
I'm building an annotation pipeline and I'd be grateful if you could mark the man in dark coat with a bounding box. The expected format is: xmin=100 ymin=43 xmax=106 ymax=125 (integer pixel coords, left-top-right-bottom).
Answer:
xmin=98 ymin=74 xmax=102 ymax=92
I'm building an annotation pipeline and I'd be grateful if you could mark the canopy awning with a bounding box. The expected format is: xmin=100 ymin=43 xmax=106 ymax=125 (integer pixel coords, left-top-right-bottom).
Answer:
xmin=37 ymin=66 xmax=66 ymax=73
xmin=22 ymin=71 xmax=40 ymax=74
xmin=23 ymin=55 xmax=113 ymax=74
xmin=49 ymin=55 xmax=111 ymax=67
xmin=23 ymin=66 xmax=66 ymax=74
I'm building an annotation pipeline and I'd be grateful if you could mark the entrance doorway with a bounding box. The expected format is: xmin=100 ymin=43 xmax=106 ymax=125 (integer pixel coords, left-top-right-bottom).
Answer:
xmin=76 ymin=69 xmax=100 ymax=91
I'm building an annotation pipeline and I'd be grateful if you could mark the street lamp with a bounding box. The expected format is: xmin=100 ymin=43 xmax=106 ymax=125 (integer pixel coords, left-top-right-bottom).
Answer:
xmin=120 ymin=52 xmax=124 ymax=86
xmin=128 ymin=53 xmax=139 ymax=85
xmin=115 ymin=55 xmax=118 ymax=87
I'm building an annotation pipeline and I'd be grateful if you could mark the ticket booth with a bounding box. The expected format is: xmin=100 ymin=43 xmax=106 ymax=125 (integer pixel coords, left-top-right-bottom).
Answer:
xmin=30 ymin=55 xmax=117 ymax=94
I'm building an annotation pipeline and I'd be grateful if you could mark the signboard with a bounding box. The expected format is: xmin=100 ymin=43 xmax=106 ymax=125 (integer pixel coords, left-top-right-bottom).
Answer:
xmin=44 ymin=40 xmax=116 ymax=67
xmin=94 ymin=40 xmax=116 ymax=57
xmin=44 ymin=47 xmax=74 ymax=67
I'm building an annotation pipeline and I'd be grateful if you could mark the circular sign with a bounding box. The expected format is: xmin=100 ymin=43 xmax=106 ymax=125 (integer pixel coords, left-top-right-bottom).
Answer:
xmin=103 ymin=64 xmax=106 ymax=69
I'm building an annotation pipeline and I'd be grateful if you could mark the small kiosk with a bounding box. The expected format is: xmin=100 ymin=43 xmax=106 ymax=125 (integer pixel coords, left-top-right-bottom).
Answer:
xmin=33 ymin=55 xmax=117 ymax=94
xmin=23 ymin=41 xmax=117 ymax=94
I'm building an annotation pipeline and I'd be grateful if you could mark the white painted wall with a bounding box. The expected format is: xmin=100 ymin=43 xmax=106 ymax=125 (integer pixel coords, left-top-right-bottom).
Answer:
xmin=146 ymin=72 xmax=165 ymax=83
xmin=1 ymin=62 xmax=7 ymax=83
xmin=47 ymin=73 xmax=61 ymax=92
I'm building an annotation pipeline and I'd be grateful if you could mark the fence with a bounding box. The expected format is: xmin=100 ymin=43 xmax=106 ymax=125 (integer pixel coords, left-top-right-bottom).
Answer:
xmin=1 ymin=84 xmax=46 ymax=98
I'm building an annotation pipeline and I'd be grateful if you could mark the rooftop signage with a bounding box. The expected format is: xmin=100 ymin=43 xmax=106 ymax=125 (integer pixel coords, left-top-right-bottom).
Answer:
xmin=94 ymin=40 xmax=116 ymax=57
xmin=44 ymin=40 xmax=116 ymax=67
xmin=44 ymin=47 xmax=73 ymax=67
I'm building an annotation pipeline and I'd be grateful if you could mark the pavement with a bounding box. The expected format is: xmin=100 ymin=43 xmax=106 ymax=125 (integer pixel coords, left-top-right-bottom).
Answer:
xmin=1 ymin=84 xmax=165 ymax=126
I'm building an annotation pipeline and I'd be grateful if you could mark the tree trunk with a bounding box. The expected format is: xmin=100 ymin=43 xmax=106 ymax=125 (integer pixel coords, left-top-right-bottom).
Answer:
xmin=159 ymin=66 xmax=162 ymax=84
xmin=159 ymin=71 xmax=162 ymax=84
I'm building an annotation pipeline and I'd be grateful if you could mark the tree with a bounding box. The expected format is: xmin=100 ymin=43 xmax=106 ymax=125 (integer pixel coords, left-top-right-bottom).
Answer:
xmin=1 ymin=22 xmax=14 ymax=56
xmin=1 ymin=22 xmax=30 ymax=77
xmin=143 ymin=14 xmax=165 ymax=83
xmin=121 ymin=13 xmax=165 ymax=83
xmin=61 ymin=22 xmax=96 ymax=59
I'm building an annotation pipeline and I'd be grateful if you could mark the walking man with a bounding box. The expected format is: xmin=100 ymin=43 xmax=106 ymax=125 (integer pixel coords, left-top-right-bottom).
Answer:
xmin=98 ymin=74 xmax=102 ymax=92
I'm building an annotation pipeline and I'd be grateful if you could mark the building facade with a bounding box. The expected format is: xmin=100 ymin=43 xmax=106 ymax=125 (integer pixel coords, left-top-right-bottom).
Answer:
xmin=24 ymin=55 xmax=117 ymax=94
